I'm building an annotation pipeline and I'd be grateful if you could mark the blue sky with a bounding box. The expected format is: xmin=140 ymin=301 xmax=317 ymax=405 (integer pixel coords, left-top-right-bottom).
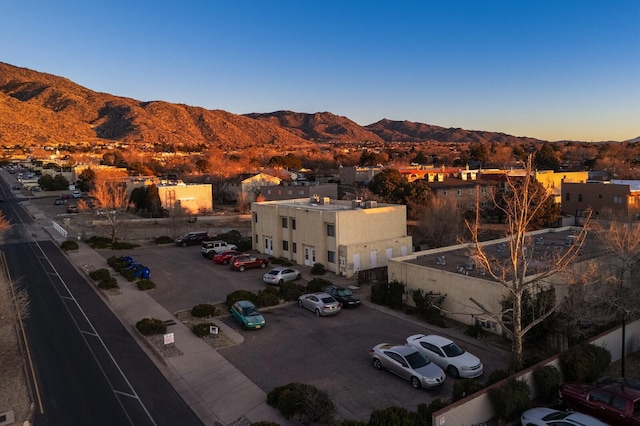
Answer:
xmin=2 ymin=1 xmax=639 ymax=142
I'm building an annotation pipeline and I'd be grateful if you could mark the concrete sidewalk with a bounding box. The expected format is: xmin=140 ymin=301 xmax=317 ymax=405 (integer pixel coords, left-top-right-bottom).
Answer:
xmin=22 ymin=201 xmax=292 ymax=426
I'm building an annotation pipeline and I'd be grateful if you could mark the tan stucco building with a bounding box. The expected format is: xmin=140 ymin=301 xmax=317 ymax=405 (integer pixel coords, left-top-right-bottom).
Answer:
xmin=251 ymin=197 xmax=412 ymax=277
xmin=157 ymin=182 xmax=213 ymax=214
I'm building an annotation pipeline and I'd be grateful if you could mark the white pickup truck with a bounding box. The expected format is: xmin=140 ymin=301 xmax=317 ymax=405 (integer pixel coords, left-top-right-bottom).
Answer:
xmin=201 ymin=240 xmax=238 ymax=258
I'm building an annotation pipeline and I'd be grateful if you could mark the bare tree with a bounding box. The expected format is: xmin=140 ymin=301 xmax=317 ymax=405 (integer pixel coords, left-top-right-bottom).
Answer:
xmin=418 ymin=197 xmax=465 ymax=248
xmin=85 ymin=170 xmax=130 ymax=244
xmin=465 ymin=156 xmax=590 ymax=369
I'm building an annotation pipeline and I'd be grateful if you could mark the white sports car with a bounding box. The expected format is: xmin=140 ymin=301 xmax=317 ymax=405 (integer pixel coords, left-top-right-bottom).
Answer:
xmin=406 ymin=334 xmax=483 ymax=378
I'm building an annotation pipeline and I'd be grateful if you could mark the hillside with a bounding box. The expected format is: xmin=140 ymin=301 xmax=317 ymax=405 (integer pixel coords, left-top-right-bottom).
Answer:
xmin=3 ymin=62 xmax=630 ymax=151
xmin=0 ymin=62 xmax=314 ymax=150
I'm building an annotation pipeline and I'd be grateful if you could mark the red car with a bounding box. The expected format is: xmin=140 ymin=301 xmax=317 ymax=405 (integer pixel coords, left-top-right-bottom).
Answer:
xmin=229 ymin=254 xmax=269 ymax=272
xmin=212 ymin=250 xmax=239 ymax=265
xmin=559 ymin=382 xmax=640 ymax=425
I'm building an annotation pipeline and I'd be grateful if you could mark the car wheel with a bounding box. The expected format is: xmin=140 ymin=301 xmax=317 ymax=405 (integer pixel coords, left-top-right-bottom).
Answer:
xmin=296 ymin=273 xmax=301 ymax=280
xmin=241 ymin=322 xmax=247 ymax=330
xmin=372 ymin=358 xmax=382 ymax=370
xmin=298 ymin=299 xmax=303 ymax=307
xmin=410 ymin=376 xmax=422 ymax=389
xmin=223 ymin=259 xmax=229 ymax=265
xmin=181 ymin=242 xmax=187 ymax=247
xmin=447 ymin=365 xmax=460 ymax=378
xmin=239 ymin=265 xmax=245 ymax=272
xmin=315 ymin=308 xmax=321 ymax=317
xmin=278 ymin=279 xmax=284 ymax=285
xmin=260 ymin=262 xmax=267 ymax=268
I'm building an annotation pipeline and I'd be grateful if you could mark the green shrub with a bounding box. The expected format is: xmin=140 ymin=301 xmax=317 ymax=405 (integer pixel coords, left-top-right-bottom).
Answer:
xmin=278 ymin=281 xmax=306 ymax=301
xmin=225 ymin=290 xmax=258 ymax=308
xmin=98 ymin=277 xmax=118 ymax=289
xmin=488 ymin=378 xmax=531 ymax=421
xmin=464 ymin=324 xmax=487 ymax=339
xmin=136 ymin=279 xmax=156 ymax=291
xmin=412 ymin=289 xmax=447 ymax=326
xmin=61 ymin=240 xmax=79 ymax=251
xmin=532 ymin=365 xmax=562 ymax=403
xmin=153 ymin=236 xmax=173 ymax=244
xmin=191 ymin=322 xmax=215 ymax=337
xmin=255 ymin=290 xmax=280 ymax=307
xmin=267 ymin=382 xmax=336 ymax=424
xmin=121 ymin=269 xmax=136 ymax=282
xmin=452 ymin=379 xmax=485 ymax=401
xmin=368 ymin=406 xmax=414 ymax=426
xmin=560 ymin=343 xmax=611 ymax=382
xmin=191 ymin=303 xmax=219 ymax=317
xmin=415 ymin=399 xmax=449 ymax=425
xmin=307 ymin=277 xmax=333 ymax=292
xmin=111 ymin=241 xmax=140 ymax=250
xmin=89 ymin=268 xmax=111 ymax=282
xmin=85 ymin=236 xmax=111 ymax=249
xmin=136 ymin=318 xmax=167 ymax=336
xmin=486 ymin=369 xmax=511 ymax=386
xmin=371 ymin=280 xmax=405 ymax=309
xmin=310 ymin=262 xmax=326 ymax=275
xmin=107 ymin=256 xmax=130 ymax=272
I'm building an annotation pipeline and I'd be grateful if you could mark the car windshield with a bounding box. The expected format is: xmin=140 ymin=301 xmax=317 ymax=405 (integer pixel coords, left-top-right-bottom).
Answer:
xmin=405 ymin=351 xmax=429 ymax=369
xmin=243 ymin=307 xmax=259 ymax=316
xmin=337 ymin=289 xmax=353 ymax=296
xmin=442 ymin=342 xmax=465 ymax=357
xmin=321 ymin=296 xmax=335 ymax=304
xmin=542 ymin=412 xmax=571 ymax=421
xmin=266 ymin=270 xmax=279 ymax=276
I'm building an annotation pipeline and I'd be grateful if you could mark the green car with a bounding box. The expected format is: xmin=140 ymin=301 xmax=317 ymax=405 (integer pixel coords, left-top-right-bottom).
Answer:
xmin=230 ymin=300 xmax=265 ymax=330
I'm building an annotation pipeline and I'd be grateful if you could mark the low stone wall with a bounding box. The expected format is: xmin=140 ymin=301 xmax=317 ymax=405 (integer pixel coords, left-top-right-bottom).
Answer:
xmin=432 ymin=318 xmax=640 ymax=425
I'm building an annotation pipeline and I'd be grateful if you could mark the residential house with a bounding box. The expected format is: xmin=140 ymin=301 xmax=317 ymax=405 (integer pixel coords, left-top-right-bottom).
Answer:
xmin=225 ymin=173 xmax=281 ymax=203
xmin=251 ymin=196 xmax=412 ymax=278
xmin=259 ymin=182 xmax=338 ymax=201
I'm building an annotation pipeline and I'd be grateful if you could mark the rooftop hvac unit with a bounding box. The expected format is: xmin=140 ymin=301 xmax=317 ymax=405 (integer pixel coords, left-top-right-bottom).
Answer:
xmin=364 ymin=201 xmax=377 ymax=209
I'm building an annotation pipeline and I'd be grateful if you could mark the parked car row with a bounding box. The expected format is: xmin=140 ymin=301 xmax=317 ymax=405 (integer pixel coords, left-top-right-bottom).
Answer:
xmin=369 ymin=334 xmax=485 ymax=390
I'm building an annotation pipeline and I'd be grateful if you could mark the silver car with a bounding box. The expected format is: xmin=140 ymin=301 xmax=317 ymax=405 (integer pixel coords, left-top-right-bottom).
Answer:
xmin=520 ymin=407 xmax=608 ymax=426
xmin=297 ymin=292 xmax=341 ymax=316
xmin=406 ymin=334 xmax=483 ymax=378
xmin=263 ymin=267 xmax=302 ymax=285
xmin=369 ymin=343 xmax=445 ymax=389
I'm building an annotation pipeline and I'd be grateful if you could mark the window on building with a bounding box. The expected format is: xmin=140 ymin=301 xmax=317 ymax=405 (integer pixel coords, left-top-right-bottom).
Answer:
xmin=281 ymin=217 xmax=288 ymax=228
xmin=614 ymin=196 xmax=623 ymax=204
xmin=327 ymin=223 xmax=335 ymax=237
xmin=253 ymin=213 xmax=258 ymax=223
xmin=292 ymin=219 xmax=296 ymax=230
xmin=469 ymin=188 xmax=475 ymax=194
xmin=292 ymin=242 xmax=297 ymax=253
xmin=328 ymin=250 xmax=336 ymax=263
xmin=468 ymin=202 xmax=475 ymax=209
xmin=565 ymin=193 xmax=570 ymax=201
xmin=578 ymin=193 xmax=583 ymax=202
xmin=255 ymin=234 xmax=258 ymax=243
xmin=457 ymin=189 xmax=463 ymax=196
xmin=282 ymin=240 xmax=289 ymax=251
xmin=481 ymin=187 xmax=488 ymax=193
xmin=442 ymin=190 xmax=448 ymax=196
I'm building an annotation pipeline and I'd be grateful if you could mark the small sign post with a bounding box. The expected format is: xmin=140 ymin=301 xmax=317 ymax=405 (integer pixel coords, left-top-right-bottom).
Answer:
xmin=163 ymin=332 xmax=175 ymax=345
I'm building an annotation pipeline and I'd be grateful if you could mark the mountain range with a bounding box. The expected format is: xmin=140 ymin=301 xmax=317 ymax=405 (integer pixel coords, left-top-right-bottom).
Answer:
xmin=0 ymin=62 xmax=630 ymax=150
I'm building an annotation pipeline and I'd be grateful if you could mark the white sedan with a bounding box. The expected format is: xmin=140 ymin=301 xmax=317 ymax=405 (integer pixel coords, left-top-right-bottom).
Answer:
xmin=520 ymin=407 xmax=607 ymax=426
xmin=406 ymin=334 xmax=483 ymax=378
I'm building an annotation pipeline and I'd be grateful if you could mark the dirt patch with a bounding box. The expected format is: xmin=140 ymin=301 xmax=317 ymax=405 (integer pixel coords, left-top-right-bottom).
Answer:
xmin=174 ymin=309 xmax=237 ymax=350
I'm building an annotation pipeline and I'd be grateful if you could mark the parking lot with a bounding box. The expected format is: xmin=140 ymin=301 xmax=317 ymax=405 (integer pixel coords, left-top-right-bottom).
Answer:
xmin=90 ymin=243 xmax=508 ymax=421
xmin=27 ymin=192 xmax=510 ymax=421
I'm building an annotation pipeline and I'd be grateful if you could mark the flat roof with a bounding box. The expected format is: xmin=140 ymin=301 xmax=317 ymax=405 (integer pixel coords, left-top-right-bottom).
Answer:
xmin=401 ymin=227 xmax=602 ymax=281
xmin=256 ymin=198 xmax=396 ymax=212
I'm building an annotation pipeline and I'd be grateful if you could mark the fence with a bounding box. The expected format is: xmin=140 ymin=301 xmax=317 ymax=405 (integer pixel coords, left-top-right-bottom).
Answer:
xmin=357 ymin=266 xmax=387 ymax=285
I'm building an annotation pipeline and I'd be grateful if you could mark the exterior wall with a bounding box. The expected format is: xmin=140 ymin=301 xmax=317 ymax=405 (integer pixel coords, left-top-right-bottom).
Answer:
xmin=259 ymin=183 xmax=338 ymax=201
xmin=339 ymin=166 xmax=383 ymax=186
xmin=535 ymin=170 xmax=588 ymax=203
xmin=562 ymin=182 xmax=634 ymax=217
xmin=251 ymin=198 xmax=411 ymax=277
xmin=226 ymin=173 xmax=281 ymax=202
xmin=388 ymin=252 xmax=507 ymax=334
xmin=432 ymin=319 xmax=640 ymax=425
xmin=157 ymin=184 xmax=213 ymax=214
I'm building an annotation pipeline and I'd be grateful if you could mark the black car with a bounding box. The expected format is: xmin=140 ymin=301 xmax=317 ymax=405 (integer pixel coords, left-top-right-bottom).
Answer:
xmin=321 ymin=284 xmax=361 ymax=308
xmin=175 ymin=231 xmax=210 ymax=247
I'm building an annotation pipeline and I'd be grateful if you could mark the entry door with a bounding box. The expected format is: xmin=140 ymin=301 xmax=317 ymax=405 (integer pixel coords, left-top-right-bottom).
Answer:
xmin=304 ymin=246 xmax=315 ymax=266
xmin=352 ymin=253 xmax=361 ymax=273
xmin=369 ymin=250 xmax=377 ymax=268
xmin=264 ymin=237 xmax=273 ymax=255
